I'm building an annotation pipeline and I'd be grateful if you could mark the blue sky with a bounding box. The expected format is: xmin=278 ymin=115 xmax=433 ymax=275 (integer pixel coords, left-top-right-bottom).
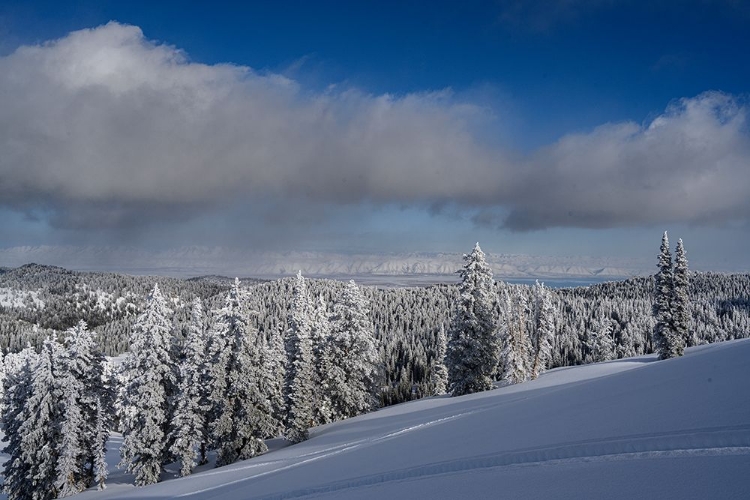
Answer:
xmin=1 ymin=1 xmax=749 ymax=272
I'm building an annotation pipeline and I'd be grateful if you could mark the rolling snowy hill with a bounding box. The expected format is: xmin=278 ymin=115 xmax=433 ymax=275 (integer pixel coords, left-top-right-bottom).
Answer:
xmin=76 ymin=339 xmax=750 ymax=500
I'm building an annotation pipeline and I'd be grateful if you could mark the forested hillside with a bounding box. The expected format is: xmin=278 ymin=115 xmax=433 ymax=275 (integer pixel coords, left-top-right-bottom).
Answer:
xmin=1 ymin=264 xmax=749 ymax=407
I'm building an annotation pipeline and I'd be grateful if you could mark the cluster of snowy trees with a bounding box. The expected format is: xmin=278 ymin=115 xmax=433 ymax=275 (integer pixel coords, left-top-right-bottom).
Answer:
xmin=284 ymin=273 xmax=380 ymax=443
xmin=233 ymin=277 xmax=456 ymax=406
xmin=1 ymin=321 xmax=110 ymax=500
xmin=88 ymin=276 xmax=374 ymax=490
xmin=653 ymin=232 xmax=691 ymax=359
xmin=445 ymin=244 xmax=556 ymax=396
xmin=2 ymin=276 xmax=381 ymax=496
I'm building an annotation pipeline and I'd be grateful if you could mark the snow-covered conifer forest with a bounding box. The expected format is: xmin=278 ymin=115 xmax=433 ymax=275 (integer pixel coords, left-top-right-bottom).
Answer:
xmin=0 ymin=237 xmax=749 ymax=498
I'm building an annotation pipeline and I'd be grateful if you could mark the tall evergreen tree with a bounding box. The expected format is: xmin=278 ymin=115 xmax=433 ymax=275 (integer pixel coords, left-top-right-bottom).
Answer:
xmin=92 ymin=397 xmax=109 ymax=490
xmin=499 ymin=287 xmax=533 ymax=385
xmin=0 ymin=351 xmax=6 ymax=410
xmin=447 ymin=243 xmax=500 ymax=396
xmin=204 ymin=300 xmax=230 ymax=451
xmin=119 ymin=283 xmax=175 ymax=486
xmin=310 ymin=294 xmax=333 ymax=426
xmin=530 ymin=281 xmax=555 ymax=379
xmin=169 ymin=298 xmax=209 ymax=476
xmin=261 ymin=326 xmax=286 ymax=437
xmin=284 ymin=272 xmax=316 ymax=443
xmin=63 ymin=320 xmax=109 ymax=488
xmin=326 ymin=280 xmax=381 ymax=419
xmin=429 ymin=324 xmax=449 ymax=395
xmin=208 ymin=279 xmax=274 ymax=467
xmin=55 ymin=379 xmax=85 ymax=498
xmin=19 ymin=336 xmax=62 ymax=500
xmin=587 ymin=316 xmax=616 ymax=362
xmin=653 ymin=232 xmax=684 ymax=359
xmin=672 ymin=239 xmax=693 ymax=348
xmin=2 ymin=347 xmax=39 ymax=500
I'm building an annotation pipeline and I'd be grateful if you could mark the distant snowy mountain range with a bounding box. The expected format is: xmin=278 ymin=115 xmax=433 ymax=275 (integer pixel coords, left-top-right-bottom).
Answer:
xmin=0 ymin=245 xmax=653 ymax=279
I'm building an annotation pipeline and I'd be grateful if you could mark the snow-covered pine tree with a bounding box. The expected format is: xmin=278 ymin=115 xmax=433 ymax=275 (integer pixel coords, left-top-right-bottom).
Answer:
xmin=261 ymin=326 xmax=286 ymax=437
xmin=204 ymin=301 xmax=229 ymax=453
xmin=616 ymin=323 xmax=639 ymax=359
xmin=19 ymin=336 xmax=63 ymax=500
xmin=672 ymin=239 xmax=693 ymax=349
xmin=0 ymin=351 xmax=5 ymax=410
xmin=63 ymin=320 xmax=109 ymax=488
xmin=92 ymin=397 xmax=109 ymax=490
xmin=587 ymin=316 xmax=616 ymax=362
xmin=429 ymin=323 xmax=449 ymax=395
xmin=55 ymin=375 xmax=85 ymax=497
xmin=119 ymin=283 xmax=175 ymax=486
xmin=499 ymin=286 xmax=533 ymax=385
xmin=447 ymin=243 xmax=500 ymax=396
xmin=653 ymin=231 xmax=672 ymax=358
xmin=284 ymin=272 xmax=316 ymax=443
xmin=2 ymin=347 xmax=39 ymax=500
xmin=310 ymin=293 xmax=333 ymax=426
xmin=326 ymin=280 xmax=381 ymax=419
xmin=208 ymin=279 xmax=274 ymax=467
xmin=169 ymin=298 xmax=209 ymax=476
xmin=652 ymin=232 xmax=683 ymax=359
xmin=530 ymin=281 xmax=555 ymax=379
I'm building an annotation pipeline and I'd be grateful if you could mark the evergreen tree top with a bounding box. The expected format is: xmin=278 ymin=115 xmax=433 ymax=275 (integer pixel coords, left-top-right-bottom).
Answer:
xmin=458 ymin=241 xmax=494 ymax=295
xmin=675 ymin=239 xmax=688 ymax=263
xmin=657 ymin=231 xmax=672 ymax=272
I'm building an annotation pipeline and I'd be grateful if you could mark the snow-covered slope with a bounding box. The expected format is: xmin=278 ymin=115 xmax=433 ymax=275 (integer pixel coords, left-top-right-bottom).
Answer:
xmin=84 ymin=339 xmax=750 ymax=499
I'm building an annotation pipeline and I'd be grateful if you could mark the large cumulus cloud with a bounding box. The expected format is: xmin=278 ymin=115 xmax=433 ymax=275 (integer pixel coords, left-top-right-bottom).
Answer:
xmin=502 ymin=91 xmax=750 ymax=230
xmin=0 ymin=22 xmax=748 ymax=233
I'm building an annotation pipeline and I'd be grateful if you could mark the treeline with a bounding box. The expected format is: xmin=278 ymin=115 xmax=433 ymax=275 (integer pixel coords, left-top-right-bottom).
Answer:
xmin=553 ymin=272 xmax=750 ymax=365
xmin=2 ymin=264 xmax=750 ymax=408
xmin=0 ymin=264 xmax=231 ymax=354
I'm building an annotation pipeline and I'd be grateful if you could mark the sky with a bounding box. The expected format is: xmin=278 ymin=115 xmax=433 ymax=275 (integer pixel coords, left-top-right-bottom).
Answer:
xmin=1 ymin=0 xmax=749 ymax=273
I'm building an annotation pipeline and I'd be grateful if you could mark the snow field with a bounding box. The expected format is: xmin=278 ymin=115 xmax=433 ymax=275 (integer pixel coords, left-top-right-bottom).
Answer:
xmin=75 ymin=338 xmax=750 ymax=499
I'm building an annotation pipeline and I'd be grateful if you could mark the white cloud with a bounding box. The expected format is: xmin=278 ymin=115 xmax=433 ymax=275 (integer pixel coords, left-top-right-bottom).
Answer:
xmin=503 ymin=91 xmax=750 ymax=230
xmin=0 ymin=22 xmax=748 ymax=235
xmin=0 ymin=23 xmax=499 ymax=227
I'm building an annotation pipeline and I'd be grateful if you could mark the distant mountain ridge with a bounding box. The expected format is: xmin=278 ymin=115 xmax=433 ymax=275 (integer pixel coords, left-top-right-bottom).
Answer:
xmin=0 ymin=245 xmax=652 ymax=279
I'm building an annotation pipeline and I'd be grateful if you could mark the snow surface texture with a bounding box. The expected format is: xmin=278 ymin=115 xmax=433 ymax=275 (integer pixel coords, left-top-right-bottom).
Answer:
xmin=66 ymin=340 xmax=750 ymax=498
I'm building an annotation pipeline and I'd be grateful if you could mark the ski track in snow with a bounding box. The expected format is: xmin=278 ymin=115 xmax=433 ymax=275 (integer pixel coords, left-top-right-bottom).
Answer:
xmin=244 ymin=446 xmax=750 ymax=500
xmin=175 ymin=421 xmax=750 ymax=499
xmin=175 ymin=410 xmax=479 ymax=497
